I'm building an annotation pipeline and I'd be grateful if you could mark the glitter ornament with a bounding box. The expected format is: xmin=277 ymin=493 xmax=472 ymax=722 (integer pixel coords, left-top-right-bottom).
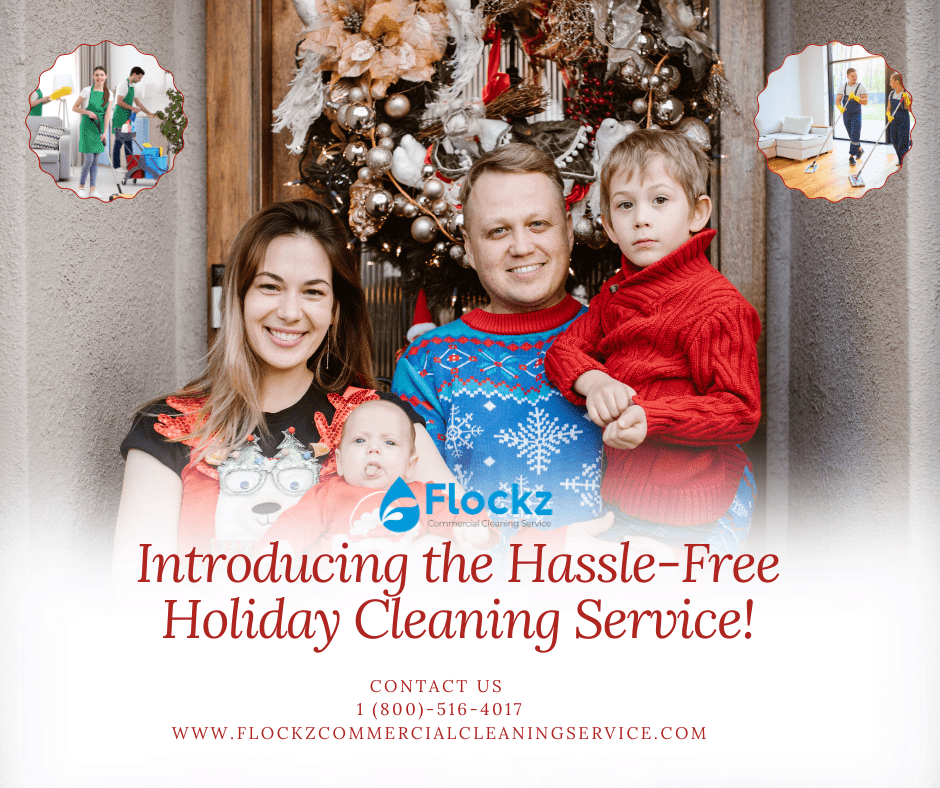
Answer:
xmin=347 ymin=86 xmax=367 ymax=103
xmin=375 ymin=123 xmax=393 ymax=138
xmin=573 ymin=214 xmax=595 ymax=244
xmin=411 ymin=215 xmax=436 ymax=242
xmin=364 ymin=188 xmax=393 ymax=218
xmin=384 ymin=93 xmax=410 ymax=119
xmin=631 ymin=96 xmax=648 ymax=115
xmin=378 ymin=137 xmax=395 ymax=150
xmin=434 ymin=241 xmax=448 ymax=254
xmin=449 ymin=244 xmax=466 ymax=263
xmin=365 ymin=145 xmax=393 ymax=173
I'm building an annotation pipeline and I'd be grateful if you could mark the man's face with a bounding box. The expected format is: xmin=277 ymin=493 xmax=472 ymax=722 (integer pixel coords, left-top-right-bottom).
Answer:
xmin=463 ymin=171 xmax=573 ymax=314
xmin=847 ymin=71 xmax=857 ymax=85
xmin=130 ymin=73 xmax=144 ymax=84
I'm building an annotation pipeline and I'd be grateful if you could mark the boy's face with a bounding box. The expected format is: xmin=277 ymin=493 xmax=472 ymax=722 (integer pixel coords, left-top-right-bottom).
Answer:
xmin=335 ymin=401 xmax=417 ymax=489
xmin=602 ymin=155 xmax=711 ymax=269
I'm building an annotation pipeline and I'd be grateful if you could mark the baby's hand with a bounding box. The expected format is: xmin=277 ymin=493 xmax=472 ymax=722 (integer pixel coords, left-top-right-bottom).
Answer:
xmin=578 ymin=371 xmax=636 ymax=427
xmin=602 ymin=404 xmax=647 ymax=449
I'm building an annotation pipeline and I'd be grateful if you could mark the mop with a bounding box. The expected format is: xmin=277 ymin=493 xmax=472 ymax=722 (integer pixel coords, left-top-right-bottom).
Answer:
xmin=804 ymin=105 xmax=845 ymax=173
xmin=86 ymin=114 xmax=134 ymax=200
xmin=848 ymin=93 xmax=909 ymax=188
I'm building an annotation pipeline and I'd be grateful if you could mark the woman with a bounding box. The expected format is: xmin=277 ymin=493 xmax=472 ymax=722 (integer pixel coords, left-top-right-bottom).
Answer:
xmin=71 ymin=66 xmax=112 ymax=198
xmin=115 ymin=199 xmax=456 ymax=567
xmin=887 ymin=72 xmax=912 ymax=168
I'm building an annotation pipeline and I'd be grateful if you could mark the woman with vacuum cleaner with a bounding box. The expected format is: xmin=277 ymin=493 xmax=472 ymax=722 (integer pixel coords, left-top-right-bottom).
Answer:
xmin=71 ymin=66 xmax=112 ymax=199
xmin=886 ymin=72 xmax=912 ymax=167
xmin=835 ymin=67 xmax=868 ymax=167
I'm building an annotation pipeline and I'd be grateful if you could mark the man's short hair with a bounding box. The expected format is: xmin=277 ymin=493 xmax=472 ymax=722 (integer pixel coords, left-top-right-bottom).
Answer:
xmin=846 ymin=67 xmax=857 ymax=76
xmin=130 ymin=66 xmax=145 ymax=76
xmin=599 ymin=129 xmax=711 ymax=223
xmin=459 ymin=144 xmax=565 ymax=230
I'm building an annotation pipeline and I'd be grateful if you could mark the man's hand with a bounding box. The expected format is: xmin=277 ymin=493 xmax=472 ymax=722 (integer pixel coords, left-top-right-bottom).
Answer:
xmin=602 ymin=404 xmax=647 ymax=450
xmin=848 ymin=91 xmax=859 ymax=103
xmin=575 ymin=369 xmax=636 ymax=427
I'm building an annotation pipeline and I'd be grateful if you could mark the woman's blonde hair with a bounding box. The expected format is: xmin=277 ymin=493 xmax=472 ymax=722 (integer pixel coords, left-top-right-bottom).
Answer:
xmin=158 ymin=199 xmax=375 ymax=458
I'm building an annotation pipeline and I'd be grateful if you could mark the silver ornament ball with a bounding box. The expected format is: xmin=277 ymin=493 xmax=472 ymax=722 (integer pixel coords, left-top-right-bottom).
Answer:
xmin=653 ymin=96 xmax=684 ymax=126
xmin=344 ymin=140 xmax=367 ymax=165
xmin=411 ymin=215 xmax=436 ymax=242
xmin=573 ymin=215 xmax=595 ymax=244
xmin=618 ymin=60 xmax=639 ymax=85
xmin=420 ymin=164 xmax=436 ymax=180
xmin=631 ymin=96 xmax=648 ymax=116
xmin=660 ymin=64 xmax=681 ymax=90
xmin=364 ymin=188 xmax=393 ymax=218
xmin=434 ymin=241 xmax=448 ymax=254
xmin=391 ymin=194 xmax=409 ymax=216
xmin=635 ymin=32 xmax=655 ymax=56
xmin=431 ymin=199 xmax=449 ymax=217
xmin=402 ymin=202 xmax=419 ymax=218
xmin=357 ymin=166 xmax=373 ymax=183
xmin=347 ymin=86 xmax=367 ymax=104
xmin=375 ymin=122 xmax=393 ymax=138
xmin=449 ymin=244 xmax=467 ymax=264
xmin=378 ymin=136 xmax=395 ymax=150
xmin=447 ymin=211 xmax=465 ymax=236
xmin=384 ymin=93 xmax=410 ymax=119
xmin=637 ymin=75 xmax=650 ymax=91
xmin=421 ymin=178 xmax=445 ymax=200
xmin=344 ymin=102 xmax=376 ymax=132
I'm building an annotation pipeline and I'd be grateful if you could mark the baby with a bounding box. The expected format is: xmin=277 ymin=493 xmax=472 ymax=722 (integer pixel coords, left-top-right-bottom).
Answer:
xmin=545 ymin=129 xmax=761 ymax=553
xmin=260 ymin=399 xmax=490 ymax=553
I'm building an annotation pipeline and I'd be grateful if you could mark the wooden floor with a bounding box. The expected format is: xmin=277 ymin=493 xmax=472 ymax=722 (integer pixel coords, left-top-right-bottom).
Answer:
xmin=765 ymin=140 xmax=903 ymax=201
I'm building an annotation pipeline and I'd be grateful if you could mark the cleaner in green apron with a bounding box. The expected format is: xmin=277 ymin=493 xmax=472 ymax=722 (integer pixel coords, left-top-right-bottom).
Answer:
xmin=71 ymin=66 xmax=112 ymax=199
xmin=29 ymin=88 xmax=52 ymax=116
xmin=112 ymin=66 xmax=154 ymax=169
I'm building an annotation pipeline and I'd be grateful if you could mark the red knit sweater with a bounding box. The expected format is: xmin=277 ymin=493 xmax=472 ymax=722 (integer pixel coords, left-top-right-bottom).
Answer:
xmin=544 ymin=230 xmax=761 ymax=526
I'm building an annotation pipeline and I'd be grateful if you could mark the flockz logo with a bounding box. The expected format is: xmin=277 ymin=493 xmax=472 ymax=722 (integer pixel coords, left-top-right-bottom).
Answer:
xmin=426 ymin=483 xmax=552 ymax=516
xmin=379 ymin=479 xmax=554 ymax=534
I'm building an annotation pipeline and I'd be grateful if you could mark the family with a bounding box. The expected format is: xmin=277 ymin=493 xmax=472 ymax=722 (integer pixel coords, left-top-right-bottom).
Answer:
xmin=114 ymin=129 xmax=761 ymax=567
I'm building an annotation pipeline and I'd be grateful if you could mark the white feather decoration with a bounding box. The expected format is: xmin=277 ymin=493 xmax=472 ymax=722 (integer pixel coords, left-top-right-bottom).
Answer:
xmin=422 ymin=0 xmax=485 ymax=125
xmin=272 ymin=49 xmax=326 ymax=155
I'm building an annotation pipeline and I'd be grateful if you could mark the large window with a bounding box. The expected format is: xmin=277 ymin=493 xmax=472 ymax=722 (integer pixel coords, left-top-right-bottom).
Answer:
xmin=828 ymin=44 xmax=889 ymax=145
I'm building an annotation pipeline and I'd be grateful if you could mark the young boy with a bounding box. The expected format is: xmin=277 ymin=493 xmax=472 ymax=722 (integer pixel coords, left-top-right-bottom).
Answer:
xmin=259 ymin=399 xmax=491 ymax=553
xmin=544 ymin=129 xmax=761 ymax=553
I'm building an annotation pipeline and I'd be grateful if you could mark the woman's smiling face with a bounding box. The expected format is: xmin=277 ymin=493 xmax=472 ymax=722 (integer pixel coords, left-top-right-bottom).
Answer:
xmin=93 ymin=69 xmax=107 ymax=87
xmin=242 ymin=234 xmax=335 ymax=382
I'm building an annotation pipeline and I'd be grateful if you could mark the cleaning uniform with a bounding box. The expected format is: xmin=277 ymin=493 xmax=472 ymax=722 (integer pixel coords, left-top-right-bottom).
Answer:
xmin=28 ymin=89 xmax=43 ymax=116
xmin=840 ymin=80 xmax=867 ymax=160
xmin=112 ymin=78 xmax=136 ymax=168
xmin=78 ymin=86 xmax=108 ymax=154
xmin=887 ymin=89 xmax=911 ymax=164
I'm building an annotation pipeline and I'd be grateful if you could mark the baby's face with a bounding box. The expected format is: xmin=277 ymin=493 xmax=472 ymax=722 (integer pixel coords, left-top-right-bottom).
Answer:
xmin=603 ymin=155 xmax=711 ymax=269
xmin=335 ymin=401 xmax=417 ymax=489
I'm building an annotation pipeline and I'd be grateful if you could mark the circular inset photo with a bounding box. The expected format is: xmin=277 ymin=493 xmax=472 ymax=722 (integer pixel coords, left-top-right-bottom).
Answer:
xmin=756 ymin=43 xmax=913 ymax=201
xmin=26 ymin=42 xmax=185 ymax=202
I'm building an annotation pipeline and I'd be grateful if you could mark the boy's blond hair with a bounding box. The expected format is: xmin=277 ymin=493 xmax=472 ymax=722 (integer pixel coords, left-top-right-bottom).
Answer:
xmin=599 ymin=129 xmax=711 ymax=224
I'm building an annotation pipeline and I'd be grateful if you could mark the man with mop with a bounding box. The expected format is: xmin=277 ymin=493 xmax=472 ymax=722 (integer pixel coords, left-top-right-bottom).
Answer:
xmin=836 ymin=67 xmax=868 ymax=167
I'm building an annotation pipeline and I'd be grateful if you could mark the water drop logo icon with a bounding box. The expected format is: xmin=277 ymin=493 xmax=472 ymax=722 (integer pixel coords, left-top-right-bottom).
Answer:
xmin=379 ymin=477 xmax=420 ymax=533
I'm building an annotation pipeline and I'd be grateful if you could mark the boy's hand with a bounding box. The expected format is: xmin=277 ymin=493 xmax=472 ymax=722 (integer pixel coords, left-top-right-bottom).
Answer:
xmin=602 ymin=404 xmax=647 ymax=449
xmin=576 ymin=370 xmax=636 ymax=426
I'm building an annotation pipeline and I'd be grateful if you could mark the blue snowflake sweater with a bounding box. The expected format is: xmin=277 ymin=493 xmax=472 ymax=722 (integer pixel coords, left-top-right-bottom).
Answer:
xmin=392 ymin=296 xmax=603 ymax=530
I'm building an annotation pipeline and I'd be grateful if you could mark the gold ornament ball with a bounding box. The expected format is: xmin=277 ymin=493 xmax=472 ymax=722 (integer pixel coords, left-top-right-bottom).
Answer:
xmin=431 ymin=199 xmax=449 ymax=216
xmin=384 ymin=93 xmax=410 ymax=119
xmin=364 ymin=188 xmax=394 ymax=218
xmin=347 ymin=86 xmax=367 ymax=104
xmin=357 ymin=167 xmax=373 ymax=183
xmin=402 ymin=202 xmax=419 ymax=218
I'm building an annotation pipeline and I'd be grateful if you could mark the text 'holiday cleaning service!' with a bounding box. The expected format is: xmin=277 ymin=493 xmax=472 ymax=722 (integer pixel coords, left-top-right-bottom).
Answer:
xmin=138 ymin=540 xmax=779 ymax=654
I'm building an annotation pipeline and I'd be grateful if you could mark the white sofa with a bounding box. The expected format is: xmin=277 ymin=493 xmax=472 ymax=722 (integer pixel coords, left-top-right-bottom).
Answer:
xmin=757 ymin=115 xmax=833 ymax=162
xmin=27 ymin=115 xmax=71 ymax=180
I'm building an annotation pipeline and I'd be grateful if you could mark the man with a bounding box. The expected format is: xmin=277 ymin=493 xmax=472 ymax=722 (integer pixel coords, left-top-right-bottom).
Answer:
xmin=392 ymin=145 xmax=604 ymax=539
xmin=835 ymin=67 xmax=869 ymax=166
xmin=112 ymin=66 xmax=155 ymax=169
